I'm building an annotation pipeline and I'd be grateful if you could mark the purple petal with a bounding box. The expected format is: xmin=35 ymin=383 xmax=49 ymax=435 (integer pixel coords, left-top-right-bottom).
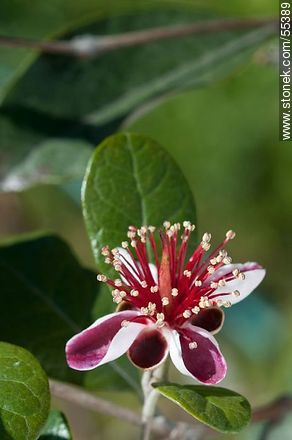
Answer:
xmin=66 ymin=311 xmax=145 ymax=370
xmin=128 ymin=327 xmax=168 ymax=370
xmin=169 ymin=326 xmax=227 ymax=384
xmin=190 ymin=307 xmax=224 ymax=334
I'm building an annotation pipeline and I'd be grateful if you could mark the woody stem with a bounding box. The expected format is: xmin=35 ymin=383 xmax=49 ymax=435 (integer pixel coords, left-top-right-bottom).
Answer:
xmin=141 ymin=363 xmax=167 ymax=440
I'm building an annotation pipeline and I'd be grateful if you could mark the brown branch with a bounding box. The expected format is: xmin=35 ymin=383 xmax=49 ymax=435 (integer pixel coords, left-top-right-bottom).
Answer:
xmin=252 ymin=395 xmax=292 ymax=423
xmin=0 ymin=17 xmax=277 ymax=58
xmin=49 ymin=379 xmax=169 ymax=436
xmin=49 ymin=379 xmax=292 ymax=438
xmin=49 ymin=378 xmax=142 ymax=426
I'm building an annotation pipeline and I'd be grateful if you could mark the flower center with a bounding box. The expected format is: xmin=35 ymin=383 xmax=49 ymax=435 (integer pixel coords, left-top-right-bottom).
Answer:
xmin=97 ymin=221 xmax=246 ymax=328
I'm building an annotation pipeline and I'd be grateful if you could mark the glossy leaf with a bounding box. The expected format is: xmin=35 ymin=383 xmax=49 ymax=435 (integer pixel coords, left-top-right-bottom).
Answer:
xmin=0 ymin=342 xmax=50 ymax=440
xmin=5 ymin=10 xmax=275 ymax=122
xmin=153 ymin=382 xmax=251 ymax=433
xmin=1 ymin=139 xmax=92 ymax=192
xmin=39 ymin=410 xmax=72 ymax=440
xmin=0 ymin=0 xmax=138 ymax=102
xmin=0 ymin=234 xmax=139 ymax=391
xmin=0 ymin=235 xmax=98 ymax=383
xmin=82 ymin=132 xmax=196 ymax=272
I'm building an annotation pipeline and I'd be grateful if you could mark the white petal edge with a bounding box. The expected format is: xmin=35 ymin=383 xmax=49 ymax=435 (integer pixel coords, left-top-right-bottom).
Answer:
xmin=167 ymin=329 xmax=193 ymax=378
xmin=66 ymin=311 xmax=146 ymax=370
xmin=209 ymin=262 xmax=266 ymax=305
xmin=99 ymin=320 xmax=147 ymax=367
xmin=168 ymin=326 xmax=227 ymax=384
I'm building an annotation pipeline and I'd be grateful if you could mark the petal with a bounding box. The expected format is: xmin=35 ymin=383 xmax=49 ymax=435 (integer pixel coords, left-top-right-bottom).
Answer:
xmin=209 ymin=262 xmax=266 ymax=305
xmin=190 ymin=307 xmax=225 ymax=335
xmin=117 ymin=247 xmax=158 ymax=285
xmin=169 ymin=326 xmax=227 ymax=384
xmin=128 ymin=327 xmax=168 ymax=370
xmin=66 ymin=311 xmax=145 ymax=370
xmin=148 ymin=263 xmax=158 ymax=284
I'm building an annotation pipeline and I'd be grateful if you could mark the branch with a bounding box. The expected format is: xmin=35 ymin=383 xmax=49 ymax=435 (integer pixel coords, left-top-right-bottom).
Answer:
xmin=49 ymin=379 xmax=292 ymax=439
xmin=0 ymin=17 xmax=277 ymax=58
xmin=252 ymin=395 xmax=292 ymax=423
xmin=49 ymin=379 xmax=141 ymax=426
xmin=49 ymin=379 xmax=169 ymax=436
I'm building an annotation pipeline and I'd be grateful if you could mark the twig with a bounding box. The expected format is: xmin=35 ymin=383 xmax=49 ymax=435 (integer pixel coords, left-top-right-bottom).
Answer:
xmin=49 ymin=378 xmax=142 ymax=426
xmin=49 ymin=379 xmax=292 ymax=439
xmin=252 ymin=395 xmax=292 ymax=423
xmin=49 ymin=378 xmax=170 ymax=436
xmin=0 ymin=17 xmax=277 ymax=58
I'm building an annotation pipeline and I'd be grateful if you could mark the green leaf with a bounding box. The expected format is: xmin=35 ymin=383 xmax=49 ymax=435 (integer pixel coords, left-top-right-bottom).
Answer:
xmin=0 ymin=235 xmax=98 ymax=384
xmin=4 ymin=9 xmax=275 ymax=123
xmin=153 ymin=382 xmax=251 ymax=434
xmin=1 ymin=138 xmax=92 ymax=192
xmin=0 ymin=342 xmax=50 ymax=440
xmin=0 ymin=0 xmax=140 ymax=103
xmin=39 ymin=410 xmax=72 ymax=440
xmin=0 ymin=235 xmax=139 ymax=392
xmin=82 ymin=132 xmax=196 ymax=271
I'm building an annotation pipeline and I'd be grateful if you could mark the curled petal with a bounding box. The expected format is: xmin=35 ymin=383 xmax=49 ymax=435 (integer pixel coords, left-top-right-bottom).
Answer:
xmin=128 ymin=327 xmax=168 ymax=370
xmin=169 ymin=326 xmax=227 ymax=384
xmin=66 ymin=311 xmax=146 ymax=370
xmin=209 ymin=262 xmax=266 ymax=305
xmin=190 ymin=307 xmax=224 ymax=335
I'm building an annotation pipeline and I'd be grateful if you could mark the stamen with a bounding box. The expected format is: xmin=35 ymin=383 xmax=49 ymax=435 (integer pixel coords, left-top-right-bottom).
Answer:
xmin=114 ymin=279 xmax=122 ymax=286
xmin=141 ymin=302 xmax=156 ymax=316
xmin=171 ymin=288 xmax=179 ymax=296
xmin=156 ymin=312 xmax=165 ymax=327
xmin=130 ymin=289 xmax=139 ymax=297
xmin=199 ymin=296 xmax=211 ymax=308
xmin=183 ymin=270 xmax=192 ymax=278
xmin=207 ymin=265 xmax=215 ymax=274
xmin=226 ymin=230 xmax=236 ymax=240
xmin=101 ymin=246 xmax=110 ymax=256
xmin=150 ymin=285 xmax=159 ymax=293
xmin=202 ymin=232 xmax=212 ymax=242
xmin=218 ymin=279 xmax=226 ymax=287
xmin=194 ymin=280 xmax=202 ymax=287
xmin=97 ymin=274 xmax=107 ymax=282
xmin=121 ymin=241 xmax=128 ymax=248
xmin=162 ymin=297 xmax=170 ymax=306
xmin=223 ymin=300 xmax=232 ymax=308
xmin=189 ymin=341 xmax=198 ymax=350
xmin=233 ymin=290 xmax=241 ymax=297
xmin=141 ymin=281 xmax=147 ymax=288
xmin=121 ymin=320 xmax=129 ymax=327
xmin=163 ymin=221 xmax=171 ymax=229
xmin=183 ymin=309 xmax=192 ymax=318
xmin=191 ymin=306 xmax=200 ymax=314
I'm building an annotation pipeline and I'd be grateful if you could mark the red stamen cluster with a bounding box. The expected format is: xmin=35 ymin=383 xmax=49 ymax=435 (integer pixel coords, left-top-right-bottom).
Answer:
xmin=97 ymin=222 xmax=242 ymax=328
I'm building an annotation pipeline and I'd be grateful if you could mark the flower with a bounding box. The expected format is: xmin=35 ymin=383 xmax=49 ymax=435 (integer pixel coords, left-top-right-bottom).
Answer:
xmin=66 ymin=222 xmax=265 ymax=384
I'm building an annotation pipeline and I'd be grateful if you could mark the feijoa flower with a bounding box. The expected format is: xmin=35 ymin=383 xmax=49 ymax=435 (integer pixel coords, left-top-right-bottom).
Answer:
xmin=66 ymin=222 xmax=265 ymax=384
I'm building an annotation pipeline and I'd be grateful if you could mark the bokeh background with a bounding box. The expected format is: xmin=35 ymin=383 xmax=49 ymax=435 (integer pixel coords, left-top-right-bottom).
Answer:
xmin=1 ymin=0 xmax=289 ymax=439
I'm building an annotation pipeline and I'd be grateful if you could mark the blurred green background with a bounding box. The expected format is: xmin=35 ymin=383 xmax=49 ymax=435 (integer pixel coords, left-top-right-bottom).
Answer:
xmin=0 ymin=0 xmax=289 ymax=439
